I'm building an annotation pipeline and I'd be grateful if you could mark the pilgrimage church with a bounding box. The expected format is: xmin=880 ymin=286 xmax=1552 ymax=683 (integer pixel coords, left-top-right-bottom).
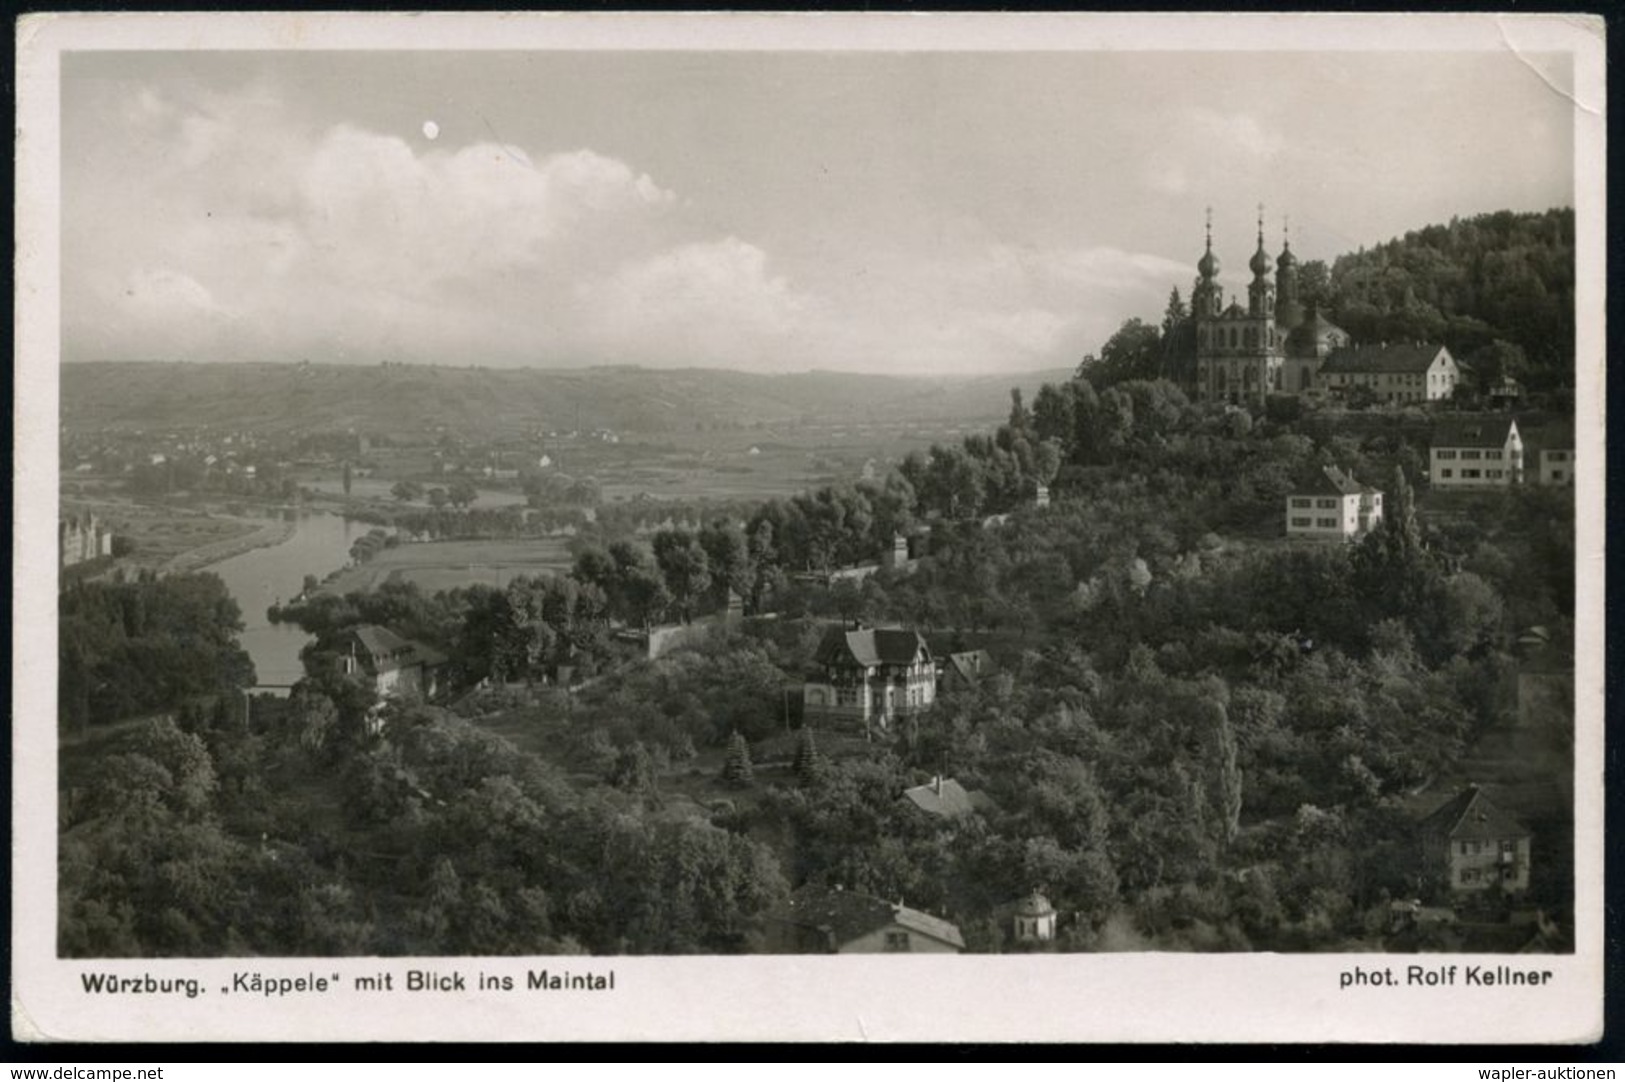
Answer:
xmin=1172 ymin=207 xmax=1352 ymax=406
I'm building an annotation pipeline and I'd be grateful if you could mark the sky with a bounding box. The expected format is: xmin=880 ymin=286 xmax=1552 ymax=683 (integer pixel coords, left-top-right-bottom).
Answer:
xmin=59 ymin=43 xmax=1576 ymax=375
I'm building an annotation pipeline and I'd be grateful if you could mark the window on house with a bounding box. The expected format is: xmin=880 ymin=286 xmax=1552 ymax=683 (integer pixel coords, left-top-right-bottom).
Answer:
xmin=1290 ymin=517 xmax=1312 ymax=528
xmin=1316 ymin=498 xmax=1336 ymax=509
xmin=1502 ymin=867 xmax=1517 ymax=882
xmin=1316 ymin=517 xmax=1338 ymax=528
xmin=1462 ymin=868 xmax=1477 ymax=884
xmin=1487 ymin=470 xmax=1503 ymax=479
xmin=1501 ymin=840 xmax=1515 ymax=854
xmin=1291 ymin=498 xmax=1312 ymax=508
xmin=884 ymin=931 xmax=909 ymax=952
xmin=1436 ymin=450 xmax=1457 ymax=460
xmin=1441 ymin=469 xmax=1454 ymax=478
xmin=1552 ymin=469 xmax=1565 ymax=481
xmin=1462 ymin=469 xmax=1481 ymax=479
xmin=1461 ymin=450 xmax=1482 ymax=460
xmin=1460 ymin=842 xmax=1469 ymax=856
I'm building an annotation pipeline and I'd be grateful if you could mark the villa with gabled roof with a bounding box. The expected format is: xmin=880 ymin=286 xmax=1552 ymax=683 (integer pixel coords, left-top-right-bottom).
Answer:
xmin=338 ymin=624 xmax=448 ymax=701
xmin=765 ymin=884 xmax=965 ymax=954
xmin=1418 ymin=785 xmax=1531 ymax=895
xmin=802 ymin=623 xmax=935 ymax=737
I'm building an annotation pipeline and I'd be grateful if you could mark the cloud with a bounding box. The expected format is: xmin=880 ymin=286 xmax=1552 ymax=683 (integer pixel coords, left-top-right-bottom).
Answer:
xmin=580 ymin=237 xmax=805 ymax=363
xmin=1187 ymin=107 xmax=1284 ymax=160
xmin=63 ymin=80 xmax=1184 ymax=375
xmin=1141 ymin=107 xmax=1285 ymax=204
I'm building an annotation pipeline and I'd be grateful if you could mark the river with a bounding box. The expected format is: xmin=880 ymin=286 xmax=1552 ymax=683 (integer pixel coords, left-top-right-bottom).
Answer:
xmin=208 ymin=511 xmax=374 ymax=690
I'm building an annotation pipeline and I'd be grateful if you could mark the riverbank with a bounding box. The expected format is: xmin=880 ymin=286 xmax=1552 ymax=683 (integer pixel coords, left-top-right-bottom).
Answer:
xmin=160 ymin=516 xmax=299 ymax=575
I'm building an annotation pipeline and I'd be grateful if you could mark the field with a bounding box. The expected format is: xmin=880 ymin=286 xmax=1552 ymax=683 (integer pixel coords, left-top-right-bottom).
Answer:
xmin=59 ymin=495 xmax=268 ymax=573
xmin=322 ymin=537 xmax=575 ymax=594
xmin=558 ymin=422 xmax=981 ymax=503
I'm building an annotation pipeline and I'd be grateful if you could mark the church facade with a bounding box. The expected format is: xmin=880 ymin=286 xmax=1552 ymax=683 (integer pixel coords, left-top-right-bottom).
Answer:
xmin=1186 ymin=210 xmax=1351 ymax=406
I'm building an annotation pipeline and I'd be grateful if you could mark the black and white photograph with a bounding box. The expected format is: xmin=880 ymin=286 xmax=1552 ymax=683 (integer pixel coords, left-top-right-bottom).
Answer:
xmin=13 ymin=12 xmax=1605 ymax=1043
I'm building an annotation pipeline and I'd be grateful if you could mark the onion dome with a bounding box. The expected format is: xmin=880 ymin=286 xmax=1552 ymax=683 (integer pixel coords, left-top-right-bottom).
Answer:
xmin=1277 ymin=240 xmax=1298 ymax=271
xmin=1014 ymin=891 xmax=1056 ymax=919
xmin=1285 ymin=309 xmax=1349 ymax=358
xmin=1198 ymin=244 xmax=1220 ymax=279
xmin=1249 ymin=240 xmax=1272 ymax=277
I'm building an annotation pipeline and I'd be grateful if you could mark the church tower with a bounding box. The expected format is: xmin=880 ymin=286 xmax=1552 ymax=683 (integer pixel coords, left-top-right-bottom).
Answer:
xmin=1246 ymin=206 xmax=1275 ymax=319
xmin=1276 ymin=216 xmax=1303 ymax=331
xmin=1192 ymin=206 xmax=1223 ymax=319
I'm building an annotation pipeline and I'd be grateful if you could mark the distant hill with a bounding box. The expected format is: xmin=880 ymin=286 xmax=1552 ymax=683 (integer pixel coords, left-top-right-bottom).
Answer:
xmin=59 ymin=362 xmax=1074 ymax=438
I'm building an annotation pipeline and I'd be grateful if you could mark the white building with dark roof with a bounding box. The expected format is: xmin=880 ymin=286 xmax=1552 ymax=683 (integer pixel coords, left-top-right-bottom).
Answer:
xmin=802 ymin=624 xmax=935 ymax=735
xmin=1316 ymin=342 xmax=1461 ymax=405
xmin=1430 ymin=417 xmax=1524 ymax=488
xmin=1285 ymin=465 xmax=1383 ymax=541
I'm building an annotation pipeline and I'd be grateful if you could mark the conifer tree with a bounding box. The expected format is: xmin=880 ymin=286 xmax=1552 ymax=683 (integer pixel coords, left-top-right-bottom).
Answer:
xmin=721 ymin=731 xmax=754 ymax=789
xmin=793 ymin=726 xmax=826 ymax=787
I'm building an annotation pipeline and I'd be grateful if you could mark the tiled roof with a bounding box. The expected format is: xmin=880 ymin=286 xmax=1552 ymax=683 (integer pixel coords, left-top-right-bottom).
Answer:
xmin=1419 ymin=786 xmax=1529 ymax=842
xmin=814 ymin=625 xmax=930 ymax=668
xmin=946 ymin=650 xmax=995 ymax=685
xmin=900 ymin=777 xmax=984 ymax=818
xmin=1433 ymin=417 xmax=1520 ymax=449
xmin=1321 ymin=342 xmax=1451 ymax=375
xmin=352 ymin=624 xmax=410 ymax=659
xmin=775 ymin=886 xmax=965 ymax=950
xmin=1012 ymin=890 xmax=1056 ymax=918
xmin=1523 ymin=422 xmax=1574 ymax=453
xmin=348 ymin=624 xmax=443 ymax=674
xmin=892 ymin=906 xmax=967 ymax=949
xmin=1296 ymin=464 xmax=1375 ymax=497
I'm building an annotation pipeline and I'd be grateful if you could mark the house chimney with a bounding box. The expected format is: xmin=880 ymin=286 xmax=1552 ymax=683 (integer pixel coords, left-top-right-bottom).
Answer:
xmin=931 ymin=775 xmax=942 ymax=795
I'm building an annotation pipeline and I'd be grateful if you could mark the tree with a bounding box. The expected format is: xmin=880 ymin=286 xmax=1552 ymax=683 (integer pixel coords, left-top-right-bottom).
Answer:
xmin=611 ymin=741 xmax=659 ymax=797
xmin=1465 ymin=339 xmax=1529 ymax=395
xmin=1160 ymin=287 xmax=1189 ymax=339
xmin=1032 ymin=439 xmax=1063 ymax=489
xmin=1032 ymin=383 xmax=1075 ymax=445
xmin=447 ymin=480 xmax=478 ymax=510
xmin=392 ymin=480 xmax=424 ymax=503
xmin=427 ymin=487 xmax=449 ymax=511
xmin=1296 ymin=259 xmax=1332 ymax=313
xmin=721 ymin=732 xmax=754 ymax=789
xmin=1007 ymin=388 xmax=1033 ymax=435
xmin=652 ymin=530 xmax=713 ymax=623
xmin=1200 ymin=691 xmax=1243 ymax=846
xmin=622 ymin=567 xmax=673 ymax=630
xmin=282 ymin=685 xmax=341 ymax=757
xmin=793 ymin=727 xmax=826 ymax=787
xmin=698 ymin=519 xmax=755 ymax=606
xmin=1082 ymin=318 xmax=1163 ymax=388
